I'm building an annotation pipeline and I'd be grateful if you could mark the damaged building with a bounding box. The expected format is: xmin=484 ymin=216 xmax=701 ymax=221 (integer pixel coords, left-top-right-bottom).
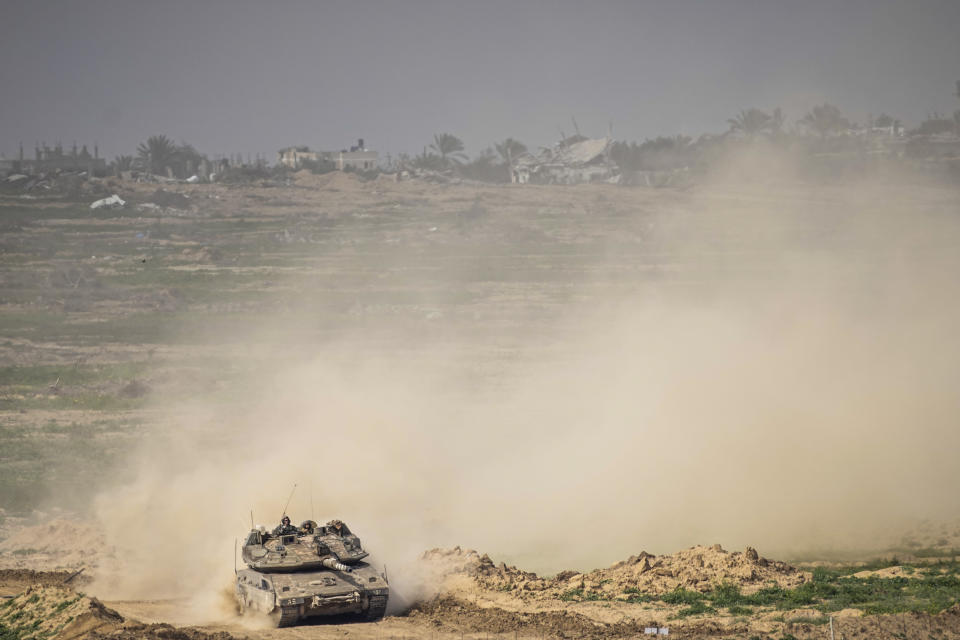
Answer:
xmin=277 ymin=139 xmax=378 ymax=171
xmin=277 ymin=146 xmax=320 ymax=169
xmin=8 ymin=143 xmax=107 ymax=176
xmin=511 ymin=136 xmax=618 ymax=185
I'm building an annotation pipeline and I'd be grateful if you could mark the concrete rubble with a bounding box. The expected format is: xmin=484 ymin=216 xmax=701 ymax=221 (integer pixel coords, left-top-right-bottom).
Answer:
xmin=89 ymin=194 xmax=125 ymax=210
xmin=511 ymin=136 xmax=620 ymax=185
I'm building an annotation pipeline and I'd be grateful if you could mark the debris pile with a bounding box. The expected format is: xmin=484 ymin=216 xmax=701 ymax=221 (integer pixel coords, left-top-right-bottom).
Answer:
xmin=90 ymin=195 xmax=125 ymax=210
xmin=1 ymin=171 xmax=112 ymax=199
xmin=512 ymin=137 xmax=619 ymax=185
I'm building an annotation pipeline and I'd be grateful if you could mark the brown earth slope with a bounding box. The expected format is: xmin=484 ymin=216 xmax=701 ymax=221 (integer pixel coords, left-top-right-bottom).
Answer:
xmin=421 ymin=543 xmax=807 ymax=598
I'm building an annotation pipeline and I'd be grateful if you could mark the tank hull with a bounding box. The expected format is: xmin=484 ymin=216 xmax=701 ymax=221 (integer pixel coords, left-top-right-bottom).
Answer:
xmin=236 ymin=564 xmax=388 ymax=626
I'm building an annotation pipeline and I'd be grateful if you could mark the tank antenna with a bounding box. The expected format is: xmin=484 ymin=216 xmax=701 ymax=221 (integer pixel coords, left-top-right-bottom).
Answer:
xmin=250 ymin=510 xmax=254 ymax=529
xmin=310 ymin=481 xmax=314 ymax=521
xmin=234 ymin=538 xmax=238 ymax=575
xmin=280 ymin=483 xmax=297 ymax=520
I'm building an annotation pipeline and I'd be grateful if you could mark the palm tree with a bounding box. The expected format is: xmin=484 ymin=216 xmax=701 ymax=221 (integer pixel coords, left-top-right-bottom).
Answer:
xmin=114 ymin=155 xmax=134 ymax=172
xmin=800 ymin=104 xmax=850 ymax=137
xmin=430 ymin=133 xmax=467 ymax=167
xmin=494 ymin=138 xmax=527 ymax=164
xmin=727 ymin=109 xmax=773 ymax=136
xmin=137 ymin=135 xmax=178 ymax=175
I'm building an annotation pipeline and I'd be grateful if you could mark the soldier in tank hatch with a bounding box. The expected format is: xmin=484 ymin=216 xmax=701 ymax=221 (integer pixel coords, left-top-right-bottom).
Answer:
xmin=273 ymin=515 xmax=297 ymax=536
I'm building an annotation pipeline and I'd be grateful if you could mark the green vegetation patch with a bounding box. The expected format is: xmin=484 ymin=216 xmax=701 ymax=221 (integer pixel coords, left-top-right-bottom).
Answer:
xmin=612 ymin=562 xmax=960 ymax=618
xmin=697 ymin=569 xmax=960 ymax=616
xmin=674 ymin=601 xmax=716 ymax=618
xmin=0 ymin=416 xmax=141 ymax=513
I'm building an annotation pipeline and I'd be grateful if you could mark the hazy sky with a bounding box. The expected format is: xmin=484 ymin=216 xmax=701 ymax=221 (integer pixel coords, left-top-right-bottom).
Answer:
xmin=2 ymin=0 xmax=959 ymax=161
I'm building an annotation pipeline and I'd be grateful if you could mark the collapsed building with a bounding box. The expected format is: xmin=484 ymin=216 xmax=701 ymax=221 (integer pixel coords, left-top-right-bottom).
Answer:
xmin=1 ymin=142 xmax=107 ymax=177
xmin=511 ymin=136 xmax=618 ymax=185
xmin=278 ymin=139 xmax=378 ymax=171
xmin=277 ymin=146 xmax=320 ymax=169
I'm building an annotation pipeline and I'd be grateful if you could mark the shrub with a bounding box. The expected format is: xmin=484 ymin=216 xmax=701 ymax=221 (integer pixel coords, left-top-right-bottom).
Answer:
xmin=661 ymin=586 xmax=705 ymax=605
xmin=675 ymin=601 xmax=716 ymax=618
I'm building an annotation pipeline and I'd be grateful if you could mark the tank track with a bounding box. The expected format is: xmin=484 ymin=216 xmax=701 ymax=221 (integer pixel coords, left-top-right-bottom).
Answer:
xmin=362 ymin=595 xmax=388 ymax=622
xmin=276 ymin=605 xmax=300 ymax=627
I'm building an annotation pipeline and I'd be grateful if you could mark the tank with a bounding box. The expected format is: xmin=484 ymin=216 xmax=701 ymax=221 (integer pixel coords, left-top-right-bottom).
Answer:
xmin=235 ymin=519 xmax=389 ymax=627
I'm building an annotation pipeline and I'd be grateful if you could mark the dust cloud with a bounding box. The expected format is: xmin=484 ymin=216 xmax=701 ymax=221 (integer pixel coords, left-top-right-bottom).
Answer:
xmin=88 ymin=171 xmax=960 ymax=616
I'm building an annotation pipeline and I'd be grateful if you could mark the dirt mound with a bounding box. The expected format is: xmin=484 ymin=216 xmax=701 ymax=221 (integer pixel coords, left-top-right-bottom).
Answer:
xmin=0 ymin=586 xmax=123 ymax=640
xmin=420 ymin=547 xmax=548 ymax=591
xmin=421 ymin=544 xmax=806 ymax=600
xmin=0 ymin=519 xmax=107 ymax=571
xmin=0 ymin=570 xmax=88 ymax=595
xmin=577 ymin=544 xmax=807 ymax=596
xmin=292 ymin=169 xmax=365 ymax=191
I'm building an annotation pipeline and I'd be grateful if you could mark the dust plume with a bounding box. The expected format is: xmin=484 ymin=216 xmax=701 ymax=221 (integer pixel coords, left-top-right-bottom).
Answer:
xmin=88 ymin=173 xmax=960 ymax=617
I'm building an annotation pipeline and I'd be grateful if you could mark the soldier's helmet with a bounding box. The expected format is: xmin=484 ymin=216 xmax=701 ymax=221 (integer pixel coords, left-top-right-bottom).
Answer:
xmin=282 ymin=515 xmax=291 ymax=525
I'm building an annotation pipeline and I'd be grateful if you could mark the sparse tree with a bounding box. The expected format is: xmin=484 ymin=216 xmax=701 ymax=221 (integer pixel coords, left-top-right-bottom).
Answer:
xmin=494 ymin=138 xmax=527 ymax=164
xmin=137 ymin=135 xmax=178 ymax=175
xmin=114 ymin=155 xmax=134 ymax=172
xmin=770 ymin=107 xmax=785 ymax=134
xmin=912 ymin=113 xmax=955 ymax=136
xmin=800 ymin=103 xmax=850 ymax=137
xmin=875 ymin=113 xmax=895 ymax=128
xmin=430 ymin=133 xmax=467 ymax=168
xmin=409 ymin=146 xmax=443 ymax=171
xmin=460 ymin=147 xmax=507 ymax=182
xmin=610 ymin=135 xmax=693 ymax=172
